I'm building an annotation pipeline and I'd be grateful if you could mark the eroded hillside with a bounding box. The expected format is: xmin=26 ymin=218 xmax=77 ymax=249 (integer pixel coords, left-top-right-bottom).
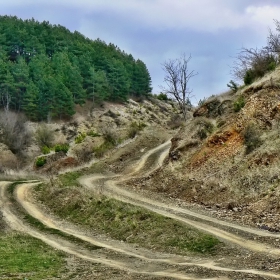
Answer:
xmin=0 ymin=97 xmax=177 ymax=175
xmin=128 ymin=68 xmax=280 ymax=232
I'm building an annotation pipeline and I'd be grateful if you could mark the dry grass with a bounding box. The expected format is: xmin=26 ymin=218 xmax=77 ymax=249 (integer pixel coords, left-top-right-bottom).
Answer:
xmin=35 ymin=181 xmax=221 ymax=255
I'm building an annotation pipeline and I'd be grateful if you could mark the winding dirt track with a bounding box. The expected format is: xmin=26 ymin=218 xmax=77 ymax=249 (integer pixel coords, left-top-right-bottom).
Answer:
xmin=1 ymin=140 xmax=280 ymax=279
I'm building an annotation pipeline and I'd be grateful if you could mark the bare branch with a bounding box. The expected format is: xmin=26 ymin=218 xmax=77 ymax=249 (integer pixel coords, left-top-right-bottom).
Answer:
xmin=161 ymin=54 xmax=198 ymax=121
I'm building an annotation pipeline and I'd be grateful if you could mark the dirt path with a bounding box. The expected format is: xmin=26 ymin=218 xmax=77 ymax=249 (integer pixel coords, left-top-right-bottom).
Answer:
xmin=80 ymin=142 xmax=280 ymax=253
xmin=1 ymin=140 xmax=280 ymax=279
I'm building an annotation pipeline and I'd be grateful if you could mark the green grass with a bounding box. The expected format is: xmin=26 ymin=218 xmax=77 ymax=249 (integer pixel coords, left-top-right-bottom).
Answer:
xmin=0 ymin=233 xmax=65 ymax=279
xmin=92 ymin=141 xmax=115 ymax=158
xmin=38 ymin=185 xmax=221 ymax=255
xmin=23 ymin=214 xmax=101 ymax=251
xmin=57 ymin=171 xmax=83 ymax=186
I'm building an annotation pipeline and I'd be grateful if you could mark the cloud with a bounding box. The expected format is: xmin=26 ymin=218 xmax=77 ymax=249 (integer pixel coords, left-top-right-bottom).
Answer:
xmin=3 ymin=1 xmax=280 ymax=34
xmin=2 ymin=0 xmax=280 ymax=99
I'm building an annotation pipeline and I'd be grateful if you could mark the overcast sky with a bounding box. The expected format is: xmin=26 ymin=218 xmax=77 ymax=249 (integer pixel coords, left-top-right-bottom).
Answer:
xmin=2 ymin=0 xmax=280 ymax=103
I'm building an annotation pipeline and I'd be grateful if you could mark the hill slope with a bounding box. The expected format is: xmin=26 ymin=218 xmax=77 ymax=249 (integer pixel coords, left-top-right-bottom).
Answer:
xmin=131 ymin=68 xmax=280 ymax=232
xmin=0 ymin=16 xmax=152 ymax=120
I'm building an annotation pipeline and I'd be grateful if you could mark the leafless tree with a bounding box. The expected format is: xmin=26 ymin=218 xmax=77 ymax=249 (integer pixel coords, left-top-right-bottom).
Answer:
xmin=231 ymin=47 xmax=277 ymax=81
xmin=267 ymin=20 xmax=280 ymax=54
xmin=161 ymin=54 xmax=197 ymax=121
xmin=0 ymin=111 xmax=31 ymax=154
xmin=231 ymin=20 xmax=280 ymax=83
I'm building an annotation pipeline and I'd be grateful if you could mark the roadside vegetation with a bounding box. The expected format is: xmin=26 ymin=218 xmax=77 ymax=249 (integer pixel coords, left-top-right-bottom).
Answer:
xmin=35 ymin=181 xmax=221 ymax=255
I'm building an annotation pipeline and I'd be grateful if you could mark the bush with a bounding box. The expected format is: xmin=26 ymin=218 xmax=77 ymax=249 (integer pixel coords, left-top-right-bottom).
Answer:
xmin=92 ymin=141 xmax=114 ymax=158
xmin=87 ymin=130 xmax=100 ymax=137
xmin=243 ymin=123 xmax=262 ymax=154
xmin=104 ymin=110 xmax=118 ymax=119
xmin=234 ymin=95 xmax=245 ymax=112
xmin=101 ymin=126 xmax=118 ymax=145
xmin=244 ymin=69 xmax=255 ymax=85
xmin=35 ymin=156 xmax=47 ymax=167
xmin=127 ymin=121 xmax=146 ymax=138
xmin=195 ymin=118 xmax=214 ymax=140
xmin=0 ymin=111 xmax=31 ymax=154
xmin=36 ymin=124 xmax=54 ymax=148
xmin=73 ymin=144 xmax=93 ymax=163
xmin=42 ymin=146 xmax=51 ymax=154
xmin=167 ymin=114 xmax=184 ymax=129
xmin=75 ymin=133 xmax=86 ymax=144
xmin=54 ymin=144 xmax=69 ymax=153
xmin=157 ymin=93 xmax=169 ymax=101
xmin=227 ymin=80 xmax=239 ymax=92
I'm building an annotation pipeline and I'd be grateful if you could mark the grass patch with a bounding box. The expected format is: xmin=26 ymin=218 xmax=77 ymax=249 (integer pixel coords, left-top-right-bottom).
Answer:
xmin=92 ymin=141 xmax=115 ymax=158
xmin=7 ymin=181 xmax=35 ymax=195
xmin=37 ymin=185 xmax=221 ymax=255
xmin=57 ymin=171 xmax=83 ymax=187
xmin=0 ymin=233 xmax=65 ymax=279
xmin=127 ymin=121 xmax=146 ymax=138
xmin=23 ymin=214 xmax=101 ymax=251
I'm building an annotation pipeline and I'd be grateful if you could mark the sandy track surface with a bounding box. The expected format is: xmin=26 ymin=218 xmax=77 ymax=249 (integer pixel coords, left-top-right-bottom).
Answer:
xmin=1 ymin=140 xmax=280 ymax=279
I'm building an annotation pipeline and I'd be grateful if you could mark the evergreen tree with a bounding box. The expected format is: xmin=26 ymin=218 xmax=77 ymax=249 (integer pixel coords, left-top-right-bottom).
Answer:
xmin=0 ymin=15 xmax=154 ymax=119
xmin=22 ymin=81 xmax=39 ymax=120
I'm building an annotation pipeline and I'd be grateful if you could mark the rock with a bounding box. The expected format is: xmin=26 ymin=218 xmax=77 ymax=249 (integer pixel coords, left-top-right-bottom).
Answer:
xmin=227 ymin=201 xmax=238 ymax=211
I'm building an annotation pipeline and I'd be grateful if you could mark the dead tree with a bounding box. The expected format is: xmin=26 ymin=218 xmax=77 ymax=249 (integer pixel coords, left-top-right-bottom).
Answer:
xmin=267 ymin=20 xmax=280 ymax=54
xmin=161 ymin=54 xmax=197 ymax=121
xmin=231 ymin=46 xmax=277 ymax=83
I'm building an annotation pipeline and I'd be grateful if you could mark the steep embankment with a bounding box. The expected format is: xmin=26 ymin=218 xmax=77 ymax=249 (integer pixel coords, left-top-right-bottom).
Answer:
xmin=135 ymin=67 xmax=280 ymax=234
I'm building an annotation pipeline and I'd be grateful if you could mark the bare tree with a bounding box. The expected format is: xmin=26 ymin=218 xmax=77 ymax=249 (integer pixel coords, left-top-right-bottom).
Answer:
xmin=231 ymin=47 xmax=277 ymax=82
xmin=267 ymin=20 xmax=280 ymax=54
xmin=161 ymin=54 xmax=197 ymax=121
xmin=0 ymin=111 xmax=31 ymax=154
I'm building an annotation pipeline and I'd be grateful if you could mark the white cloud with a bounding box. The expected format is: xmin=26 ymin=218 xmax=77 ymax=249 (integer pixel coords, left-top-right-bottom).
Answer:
xmin=245 ymin=5 xmax=280 ymax=33
xmin=3 ymin=1 xmax=280 ymax=33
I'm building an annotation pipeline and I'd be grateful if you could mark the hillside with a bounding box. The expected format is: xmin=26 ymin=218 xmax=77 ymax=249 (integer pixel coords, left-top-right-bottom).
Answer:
xmin=2 ymin=72 xmax=280 ymax=279
xmin=0 ymin=96 xmax=177 ymax=174
xmin=2 ymin=16 xmax=280 ymax=280
xmin=131 ymin=67 xmax=280 ymax=233
xmin=0 ymin=16 xmax=152 ymax=121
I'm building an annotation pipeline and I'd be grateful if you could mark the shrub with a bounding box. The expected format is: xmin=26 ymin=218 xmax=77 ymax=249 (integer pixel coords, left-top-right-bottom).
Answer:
xmin=104 ymin=110 xmax=118 ymax=119
xmin=244 ymin=69 xmax=255 ymax=85
xmin=42 ymin=146 xmax=51 ymax=154
xmin=73 ymin=144 xmax=93 ymax=163
xmin=54 ymin=144 xmax=69 ymax=153
xmin=234 ymin=95 xmax=245 ymax=112
xmin=93 ymin=141 xmax=114 ymax=158
xmin=195 ymin=118 xmax=214 ymax=140
xmin=243 ymin=123 xmax=262 ymax=154
xmin=36 ymin=124 xmax=54 ymax=148
xmin=35 ymin=156 xmax=47 ymax=167
xmin=101 ymin=126 xmax=118 ymax=145
xmin=87 ymin=130 xmax=100 ymax=137
xmin=198 ymin=97 xmax=207 ymax=106
xmin=167 ymin=114 xmax=184 ymax=129
xmin=75 ymin=133 xmax=86 ymax=144
xmin=0 ymin=111 xmax=31 ymax=154
xmin=127 ymin=121 xmax=146 ymax=138
xmin=227 ymin=80 xmax=239 ymax=92
xmin=157 ymin=93 xmax=169 ymax=101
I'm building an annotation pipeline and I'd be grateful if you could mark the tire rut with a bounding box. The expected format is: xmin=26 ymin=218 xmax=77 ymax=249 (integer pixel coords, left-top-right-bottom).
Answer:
xmin=0 ymin=140 xmax=280 ymax=279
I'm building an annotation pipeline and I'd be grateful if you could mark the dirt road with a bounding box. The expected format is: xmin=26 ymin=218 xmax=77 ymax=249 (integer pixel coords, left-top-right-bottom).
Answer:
xmin=1 ymin=140 xmax=280 ymax=279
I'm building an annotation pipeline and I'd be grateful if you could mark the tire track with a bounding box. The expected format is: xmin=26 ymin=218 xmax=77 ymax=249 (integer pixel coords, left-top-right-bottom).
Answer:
xmin=0 ymin=140 xmax=280 ymax=278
